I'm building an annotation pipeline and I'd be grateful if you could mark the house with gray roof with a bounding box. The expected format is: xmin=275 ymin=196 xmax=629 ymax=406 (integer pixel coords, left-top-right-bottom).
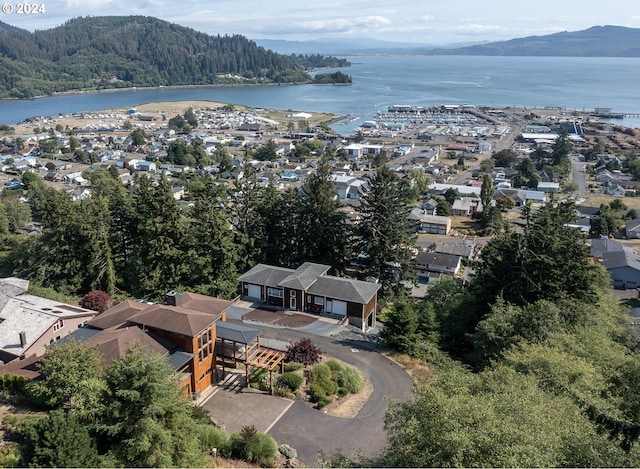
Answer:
xmin=626 ymin=219 xmax=640 ymax=239
xmin=602 ymin=248 xmax=640 ymax=289
xmin=238 ymin=262 xmax=380 ymax=331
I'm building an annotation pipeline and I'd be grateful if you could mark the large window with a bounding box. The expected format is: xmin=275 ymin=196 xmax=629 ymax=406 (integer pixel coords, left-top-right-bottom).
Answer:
xmin=198 ymin=327 xmax=212 ymax=362
xmin=267 ymin=288 xmax=283 ymax=298
xmin=314 ymin=296 xmax=324 ymax=306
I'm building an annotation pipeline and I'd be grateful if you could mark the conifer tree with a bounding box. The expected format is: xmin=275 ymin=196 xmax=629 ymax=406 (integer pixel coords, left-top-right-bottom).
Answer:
xmin=356 ymin=165 xmax=416 ymax=298
xmin=297 ymin=160 xmax=350 ymax=272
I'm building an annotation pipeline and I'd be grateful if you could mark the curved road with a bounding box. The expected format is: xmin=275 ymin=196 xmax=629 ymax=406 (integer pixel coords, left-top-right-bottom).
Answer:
xmin=229 ymin=320 xmax=415 ymax=465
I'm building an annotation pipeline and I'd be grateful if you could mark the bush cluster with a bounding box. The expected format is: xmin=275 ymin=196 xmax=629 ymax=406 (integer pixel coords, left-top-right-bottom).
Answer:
xmin=306 ymin=361 xmax=365 ymax=409
xmin=277 ymin=372 xmax=303 ymax=392
xmin=230 ymin=425 xmax=278 ymax=466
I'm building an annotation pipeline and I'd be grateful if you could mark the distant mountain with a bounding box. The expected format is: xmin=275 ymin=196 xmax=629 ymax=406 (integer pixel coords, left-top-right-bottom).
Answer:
xmin=0 ymin=16 xmax=314 ymax=99
xmin=428 ymin=25 xmax=640 ymax=57
xmin=255 ymin=37 xmax=481 ymax=55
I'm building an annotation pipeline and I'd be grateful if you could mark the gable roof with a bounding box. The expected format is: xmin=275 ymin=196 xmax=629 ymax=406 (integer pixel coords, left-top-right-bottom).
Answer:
xmin=416 ymin=251 xmax=461 ymax=269
xmin=129 ymin=304 xmax=219 ymax=337
xmin=238 ymin=264 xmax=296 ymax=287
xmin=279 ymin=262 xmax=331 ymax=290
xmin=307 ymin=276 xmax=380 ymax=304
xmin=626 ymin=218 xmax=640 ymax=235
xmin=590 ymin=237 xmax=624 ymax=257
xmin=602 ymin=248 xmax=640 ymax=271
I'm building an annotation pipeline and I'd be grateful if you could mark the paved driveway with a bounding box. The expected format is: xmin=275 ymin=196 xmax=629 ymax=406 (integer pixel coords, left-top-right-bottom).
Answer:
xmin=205 ymin=311 xmax=415 ymax=466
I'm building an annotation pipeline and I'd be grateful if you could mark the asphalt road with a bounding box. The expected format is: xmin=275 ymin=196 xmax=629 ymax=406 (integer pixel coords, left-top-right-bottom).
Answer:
xmin=223 ymin=314 xmax=415 ymax=466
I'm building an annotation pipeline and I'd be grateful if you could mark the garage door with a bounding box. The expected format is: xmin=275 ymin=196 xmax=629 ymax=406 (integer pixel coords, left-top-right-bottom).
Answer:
xmin=331 ymin=300 xmax=347 ymax=316
xmin=247 ymin=284 xmax=261 ymax=299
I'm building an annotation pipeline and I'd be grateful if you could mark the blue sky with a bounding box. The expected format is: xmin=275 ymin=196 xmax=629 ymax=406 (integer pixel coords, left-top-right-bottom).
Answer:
xmin=3 ymin=0 xmax=639 ymax=44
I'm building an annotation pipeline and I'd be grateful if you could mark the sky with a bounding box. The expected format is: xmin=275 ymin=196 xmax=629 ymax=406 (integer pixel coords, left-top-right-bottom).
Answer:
xmin=2 ymin=0 xmax=639 ymax=45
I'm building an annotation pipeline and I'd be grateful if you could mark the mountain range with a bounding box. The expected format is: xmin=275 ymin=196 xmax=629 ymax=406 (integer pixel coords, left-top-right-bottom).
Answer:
xmin=258 ymin=26 xmax=640 ymax=57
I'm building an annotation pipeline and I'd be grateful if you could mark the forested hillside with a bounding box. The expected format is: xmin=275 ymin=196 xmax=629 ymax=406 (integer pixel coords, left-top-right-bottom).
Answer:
xmin=0 ymin=16 xmax=317 ymax=98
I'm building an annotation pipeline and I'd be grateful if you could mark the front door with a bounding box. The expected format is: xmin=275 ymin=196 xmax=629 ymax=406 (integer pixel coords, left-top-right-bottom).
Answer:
xmin=290 ymin=291 xmax=296 ymax=310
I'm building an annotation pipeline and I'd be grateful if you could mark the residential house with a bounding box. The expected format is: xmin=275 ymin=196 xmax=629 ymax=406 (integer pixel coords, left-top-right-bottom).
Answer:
xmin=590 ymin=237 xmax=624 ymax=258
xmin=330 ymin=174 xmax=367 ymax=200
xmin=0 ymin=277 xmax=97 ymax=363
xmin=73 ymin=292 xmax=239 ymax=395
xmin=626 ymin=219 xmax=640 ymax=239
xmin=602 ymin=248 xmax=640 ymax=289
xmin=415 ymin=251 xmax=461 ymax=283
xmin=536 ymin=181 xmax=560 ymax=193
xmin=451 ymin=197 xmax=483 ymax=217
xmin=420 ymin=198 xmax=439 ymax=216
xmin=238 ymin=262 xmax=380 ymax=332
xmin=408 ymin=209 xmax=452 ymax=234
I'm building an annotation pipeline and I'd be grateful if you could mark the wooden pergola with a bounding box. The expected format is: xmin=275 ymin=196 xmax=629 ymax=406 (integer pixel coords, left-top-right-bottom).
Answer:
xmin=215 ymin=321 xmax=286 ymax=395
xmin=245 ymin=347 xmax=286 ymax=395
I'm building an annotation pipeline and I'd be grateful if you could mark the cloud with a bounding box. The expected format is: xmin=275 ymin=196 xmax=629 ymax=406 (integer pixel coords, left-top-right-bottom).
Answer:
xmin=456 ymin=23 xmax=508 ymax=34
xmin=299 ymin=15 xmax=391 ymax=34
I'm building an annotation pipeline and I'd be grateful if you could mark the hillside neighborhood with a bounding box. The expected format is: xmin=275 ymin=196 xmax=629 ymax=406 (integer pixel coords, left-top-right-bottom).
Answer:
xmin=2 ymin=101 xmax=640 ymax=466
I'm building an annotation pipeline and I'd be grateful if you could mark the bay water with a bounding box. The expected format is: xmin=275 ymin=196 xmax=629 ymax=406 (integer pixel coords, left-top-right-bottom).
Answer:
xmin=1 ymin=55 xmax=639 ymax=133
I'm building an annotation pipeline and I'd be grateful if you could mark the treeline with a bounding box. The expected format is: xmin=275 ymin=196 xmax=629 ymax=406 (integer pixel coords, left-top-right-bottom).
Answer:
xmin=312 ymin=71 xmax=352 ymax=84
xmin=0 ymin=157 xmax=419 ymax=301
xmin=0 ymin=16 xmax=313 ymax=98
xmin=288 ymin=53 xmax=350 ymax=70
xmin=377 ymin=201 xmax=640 ymax=467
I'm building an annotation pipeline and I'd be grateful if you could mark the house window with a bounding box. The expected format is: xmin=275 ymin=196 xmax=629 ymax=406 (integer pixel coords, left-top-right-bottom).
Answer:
xmin=53 ymin=319 xmax=64 ymax=332
xmin=267 ymin=288 xmax=283 ymax=298
xmin=314 ymin=296 xmax=324 ymax=306
xmin=307 ymin=295 xmax=312 ymax=303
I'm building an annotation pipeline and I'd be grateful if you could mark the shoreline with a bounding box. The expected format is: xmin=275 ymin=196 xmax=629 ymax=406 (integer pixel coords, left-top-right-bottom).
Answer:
xmin=0 ymin=80 xmax=314 ymax=103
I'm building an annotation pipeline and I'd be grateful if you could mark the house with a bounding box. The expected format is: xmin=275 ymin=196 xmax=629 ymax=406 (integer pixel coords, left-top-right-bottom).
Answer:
xmin=451 ymin=197 xmax=483 ymax=217
xmin=590 ymin=237 xmax=624 ymax=258
xmin=415 ymin=251 xmax=461 ymax=283
xmin=72 ymin=292 xmax=243 ymax=395
xmin=420 ymin=198 xmax=439 ymax=216
xmin=0 ymin=277 xmax=97 ymax=363
xmin=602 ymin=248 xmax=640 ymax=289
xmin=330 ymin=174 xmax=367 ymax=200
xmin=238 ymin=262 xmax=380 ymax=332
xmin=408 ymin=209 xmax=452 ymax=234
xmin=536 ymin=181 xmax=560 ymax=193
xmin=604 ymin=184 xmax=626 ymax=197
xmin=626 ymin=219 xmax=640 ymax=239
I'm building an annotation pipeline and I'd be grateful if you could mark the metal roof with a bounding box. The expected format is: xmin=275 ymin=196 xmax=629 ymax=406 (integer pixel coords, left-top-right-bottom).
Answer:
xmin=217 ymin=322 xmax=260 ymax=344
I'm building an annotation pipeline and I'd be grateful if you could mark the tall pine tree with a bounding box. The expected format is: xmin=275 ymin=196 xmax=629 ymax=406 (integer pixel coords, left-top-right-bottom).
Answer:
xmin=356 ymin=166 xmax=416 ymax=298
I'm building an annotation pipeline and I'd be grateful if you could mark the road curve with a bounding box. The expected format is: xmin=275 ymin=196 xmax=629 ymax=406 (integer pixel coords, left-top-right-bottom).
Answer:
xmin=251 ymin=325 xmax=415 ymax=466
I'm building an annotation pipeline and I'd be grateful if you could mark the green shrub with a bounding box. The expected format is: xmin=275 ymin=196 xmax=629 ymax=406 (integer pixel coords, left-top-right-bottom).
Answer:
xmin=230 ymin=425 xmax=278 ymax=466
xmin=0 ymin=444 xmax=19 ymax=468
xmin=196 ymin=424 xmax=231 ymax=457
xmin=273 ymin=385 xmax=293 ymax=398
xmin=309 ymin=383 xmax=327 ymax=403
xmin=337 ymin=367 xmax=364 ymax=394
xmin=316 ymin=396 xmax=332 ymax=409
xmin=284 ymin=362 xmax=304 ymax=372
xmin=324 ymin=359 xmax=343 ymax=373
xmin=249 ymin=368 xmax=269 ymax=391
xmin=277 ymin=372 xmax=303 ymax=392
xmin=279 ymin=444 xmax=297 ymax=459
xmin=337 ymin=387 xmax=349 ymax=397
xmin=309 ymin=364 xmax=332 ymax=385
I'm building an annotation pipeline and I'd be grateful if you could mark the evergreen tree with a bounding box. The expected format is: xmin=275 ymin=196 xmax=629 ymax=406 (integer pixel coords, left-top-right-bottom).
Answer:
xmin=186 ymin=178 xmax=238 ymax=298
xmin=297 ymin=160 xmax=350 ymax=272
xmin=101 ymin=347 xmax=204 ymax=468
xmin=20 ymin=410 xmax=101 ymax=468
xmin=129 ymin=175 xmax=187 ymax=299
xmin=356 ymin=166 xmax=416 ymax=298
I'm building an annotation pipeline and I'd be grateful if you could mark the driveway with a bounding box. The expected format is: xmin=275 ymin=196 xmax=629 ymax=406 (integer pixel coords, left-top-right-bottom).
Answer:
xmin=204 ymin=305 xmax=415 ymax=466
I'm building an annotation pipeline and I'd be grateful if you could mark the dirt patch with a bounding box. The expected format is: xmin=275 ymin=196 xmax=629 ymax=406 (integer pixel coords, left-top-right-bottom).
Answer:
xmin=242 ymin=309 xmax=317 ymax=328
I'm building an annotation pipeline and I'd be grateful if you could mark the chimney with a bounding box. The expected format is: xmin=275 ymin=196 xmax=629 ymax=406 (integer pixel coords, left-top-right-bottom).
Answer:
xmin=19 ymin=331 xmax=26 ymax=347
xmin=166 ymin=291 xmax=181 ymax=307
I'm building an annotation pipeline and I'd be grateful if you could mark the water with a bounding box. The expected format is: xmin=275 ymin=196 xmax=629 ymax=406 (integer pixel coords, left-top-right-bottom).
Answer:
xmin=1 ymin=55 xmax=639 ymax=133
